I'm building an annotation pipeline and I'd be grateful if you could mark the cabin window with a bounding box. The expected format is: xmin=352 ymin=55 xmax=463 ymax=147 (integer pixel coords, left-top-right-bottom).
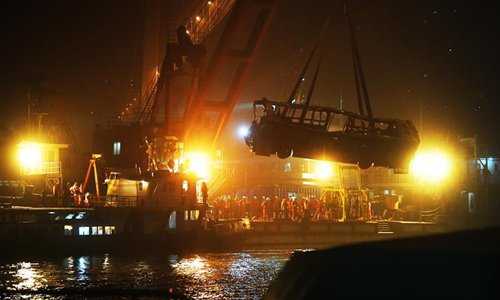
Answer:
xmin=182 ymin=180 xmax=188 ymax=192
xmin=92 ymin=226 xmax=98 ymax=235
xmin=311 ymin=111 xmax=328 ymax=126
xmin=303 ymin=111 xmax=313 ymax=124
xmin=113 ymin=142 xmax=121 ymax=155
xmin=75 ymin=212 xmax=86 ymax=220
xmin=184 ymin=210 xmax=189 ymax=221
xmin=79 ymin=226 xmax=90 ymax=236
xmin=98 ymin=226 xmax=103 ymax=235
xmin=64 ymin=225 xmax=73 ymax=235
xmin=65 ymin=214 xmax=74 ymax=220
xmin=190 ymin=210 xmax=200 ymax=220
xmin=168 ymin=212 xmax=176 ymax=229
xmin=196 ymin=181 xmax=205 ymax=204
xmin=468 ymin=192 xmax=475 ymax=213
xmin=277 ymin=106 xmax=286 ymax=115
xmin=328 ymin=114 xmax=349 ymax=132
xmin=292 ymin=109 xmax=303 ymax=123
xmin=105 ymin=226 xmax=115 ymax=235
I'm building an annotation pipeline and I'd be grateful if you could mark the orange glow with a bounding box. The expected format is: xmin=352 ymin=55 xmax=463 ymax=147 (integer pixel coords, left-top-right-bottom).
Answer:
xmin=17 ymin=142 xmax=42 ymax=169
xmin=185 ymin=152 xmax=211 ymax=179
xmin=409 ymin=149 xmax=452 ymax=184
xmin=314 ymin=161 xmax=333 ymax=180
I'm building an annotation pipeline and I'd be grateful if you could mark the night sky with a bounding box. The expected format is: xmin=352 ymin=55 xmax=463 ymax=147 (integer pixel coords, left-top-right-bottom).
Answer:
xmin=1 ymin=0 xmax=499 ymax=153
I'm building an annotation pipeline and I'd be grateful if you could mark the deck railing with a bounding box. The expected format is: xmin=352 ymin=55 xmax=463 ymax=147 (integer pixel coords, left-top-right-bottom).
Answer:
xmin=71 ymin=195 xmax=148 ymax=208
xmin=22 ymin=161 xmax=61 ymax=176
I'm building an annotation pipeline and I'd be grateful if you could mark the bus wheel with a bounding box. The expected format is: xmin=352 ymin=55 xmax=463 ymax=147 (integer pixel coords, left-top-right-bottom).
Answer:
xmin=359 ymin=161 xmax=373 ymax=169
xmin=277 ymin=148 xmax=292 ymax=159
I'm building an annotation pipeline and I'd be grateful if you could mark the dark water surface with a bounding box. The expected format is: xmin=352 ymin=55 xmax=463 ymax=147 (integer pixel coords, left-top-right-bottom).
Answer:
xmin=0 ymin=249 xmax=306 ymax=299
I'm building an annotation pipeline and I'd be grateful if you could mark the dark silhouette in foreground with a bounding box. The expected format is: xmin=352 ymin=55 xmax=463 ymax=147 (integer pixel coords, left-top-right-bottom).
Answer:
xmin=264 ymin=227 xmax=500 ymax=300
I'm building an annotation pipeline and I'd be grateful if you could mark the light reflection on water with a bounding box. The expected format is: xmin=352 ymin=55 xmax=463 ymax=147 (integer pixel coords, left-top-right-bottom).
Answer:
xmin=13 ymin=262 xmax=47 ymax=291
xmin=0 ymin=249 xmax=297 ymax=299
xmin=77 ymin=256 xmax=89 ymax=283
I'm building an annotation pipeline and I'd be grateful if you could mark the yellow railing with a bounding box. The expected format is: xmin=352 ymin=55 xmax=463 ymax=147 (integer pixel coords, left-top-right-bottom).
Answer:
xmin=22 ymin=161 xmax=61 ymax=176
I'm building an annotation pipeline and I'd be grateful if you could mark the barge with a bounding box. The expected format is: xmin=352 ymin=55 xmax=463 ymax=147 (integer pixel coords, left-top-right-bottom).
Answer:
xmin=0 ymin=172 xmax=250 ymax=256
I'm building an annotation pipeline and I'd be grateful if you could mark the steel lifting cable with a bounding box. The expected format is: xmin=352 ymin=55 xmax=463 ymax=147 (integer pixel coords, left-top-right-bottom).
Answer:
xmin=299 ymin=47 xmax=325 ymax=123
xmin=305 ymin=48 xmax=324 ymax=108
xmin=344 ymin=0 xmax=375 ymax=130
xmin=286 ymin=7 xmax=336 ymax=106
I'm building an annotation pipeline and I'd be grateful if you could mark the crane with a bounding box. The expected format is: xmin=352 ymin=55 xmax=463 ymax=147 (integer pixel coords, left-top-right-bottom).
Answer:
xmin=105 ymin=0 xmax=277 ymax=177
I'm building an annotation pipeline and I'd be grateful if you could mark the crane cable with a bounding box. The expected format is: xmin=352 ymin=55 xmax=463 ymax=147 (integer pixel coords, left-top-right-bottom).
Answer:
xmin=345 ymin=0 xmax=375 ymax=130
xmin=299 ymin=47 xmax=324 ymax=123
xmin=286 ymin=7 xmax=335 ymax=106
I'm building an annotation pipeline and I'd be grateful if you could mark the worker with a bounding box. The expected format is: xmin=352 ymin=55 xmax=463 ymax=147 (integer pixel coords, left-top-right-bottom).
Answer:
xmin=251 ymin=196 xmax=259 ymax=219
xmin=171 ymin=25 xmax=207 ymax=70
xmin=262 ymin=197 xmax=271 ymax=220
xmin=69 ymin=181 xmax=80 ymax=206
xmin=144 ymin=137 xmax=157 ymax=173
xmin=64 ymin=182 xmax=71 ymax=207
xmin=280 ymin=197 xmax=288 ymax=220
xmin=84 ymin=192 xmax=90 ymax=206
xmin=290 ymin=197 xmax=297 ymax=221
xmin=273 ymin=196 xmax=280 ymax=219
xmin=201 ymin=181 xmax=208 ymax=205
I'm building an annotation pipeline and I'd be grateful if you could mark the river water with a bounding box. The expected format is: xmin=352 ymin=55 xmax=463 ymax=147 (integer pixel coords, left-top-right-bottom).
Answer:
xmin=0 ymin=249 xmax=308 ymax=299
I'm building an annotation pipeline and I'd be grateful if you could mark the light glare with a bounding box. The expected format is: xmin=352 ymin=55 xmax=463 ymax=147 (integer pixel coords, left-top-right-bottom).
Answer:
xmin=409 ymin=150 xmax=451 ymax=183
xmin=238 ymin=126 xmax=249 ymax=138
xmin=186 ymin=152 xmax=211 ymax=179
xmin=314 ymin=161 xmax=333 ymax=180
xmin=18 ymin=142 xmax=42 ymax=169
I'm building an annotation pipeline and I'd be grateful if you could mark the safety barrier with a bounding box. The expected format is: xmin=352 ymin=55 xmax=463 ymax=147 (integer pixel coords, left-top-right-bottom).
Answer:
xmin=71 ymin=195 xmax=147 ymax=208
xmin=419 ymin=205 xmax=442 ymax=222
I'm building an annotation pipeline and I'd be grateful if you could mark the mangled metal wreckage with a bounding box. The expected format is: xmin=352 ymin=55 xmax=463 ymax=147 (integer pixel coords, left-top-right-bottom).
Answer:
xmin=245 ymin=98 xmax=420 ymax=170
xmin=244 ymin=5 xmax=420 ymax=171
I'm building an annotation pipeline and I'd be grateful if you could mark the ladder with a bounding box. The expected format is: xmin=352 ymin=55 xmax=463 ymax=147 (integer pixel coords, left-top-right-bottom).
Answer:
xmin=138 ymin=80 xmax=159 ymax=124
xmin=377 ymin=221 xmax=394 ymax=234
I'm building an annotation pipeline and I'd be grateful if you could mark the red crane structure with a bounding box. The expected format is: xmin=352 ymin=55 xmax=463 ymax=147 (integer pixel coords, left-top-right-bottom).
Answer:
xmin=140 ymin=0 xmax=276 ymax=148
xmin=99 ymin=0 xmax=277 ymax=175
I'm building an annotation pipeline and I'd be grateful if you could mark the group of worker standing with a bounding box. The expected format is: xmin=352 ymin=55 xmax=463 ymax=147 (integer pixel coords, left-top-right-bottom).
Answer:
xmin=210 ymin=195 xmax=356 ymax=222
